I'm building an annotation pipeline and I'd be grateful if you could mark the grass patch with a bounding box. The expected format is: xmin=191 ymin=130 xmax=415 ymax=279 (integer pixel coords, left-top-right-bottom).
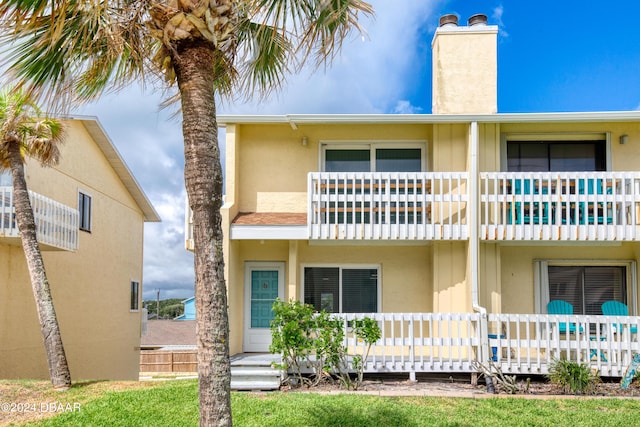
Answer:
xmin=3 ymin=379 xmax=640 ymax=426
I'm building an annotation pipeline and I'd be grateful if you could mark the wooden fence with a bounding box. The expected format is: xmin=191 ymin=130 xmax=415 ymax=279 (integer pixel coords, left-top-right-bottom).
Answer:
xmin=140 ymin=350 xmax=197 ymax=373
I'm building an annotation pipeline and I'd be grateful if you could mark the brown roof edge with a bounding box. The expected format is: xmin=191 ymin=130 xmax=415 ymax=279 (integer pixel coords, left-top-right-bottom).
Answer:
xmin=232 ymin=212 xmax=307 ymax=225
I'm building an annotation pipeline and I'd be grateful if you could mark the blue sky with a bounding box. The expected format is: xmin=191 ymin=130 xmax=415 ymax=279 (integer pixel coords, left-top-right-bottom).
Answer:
xmin=76 ymin=1 xmax=640 ymax=300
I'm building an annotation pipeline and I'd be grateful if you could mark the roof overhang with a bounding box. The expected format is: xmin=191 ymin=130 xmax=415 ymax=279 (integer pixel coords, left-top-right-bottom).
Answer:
xmin=65 ymin=115 xmax=161 ymax=222
xmin=216 ymin=111 xmax=640 ymax=128
xmin=230 ymin=224 xmax=307 ymax=240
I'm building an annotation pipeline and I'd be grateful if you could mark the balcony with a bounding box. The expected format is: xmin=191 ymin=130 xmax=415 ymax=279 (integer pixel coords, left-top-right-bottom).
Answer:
xmin=308 ymin=172 xmax=468 ymax=240
xmin=481 ymin=172 xmax=640 ymax=241
xmin=1 ymin=187 xmax=79 ymax=251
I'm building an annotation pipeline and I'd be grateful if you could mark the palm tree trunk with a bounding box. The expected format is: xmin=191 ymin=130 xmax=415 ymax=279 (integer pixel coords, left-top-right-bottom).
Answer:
xmin=7 ymin=142 xmax=71 ymax=390
xmin=173 ymin=40 xmax=232 ymax=427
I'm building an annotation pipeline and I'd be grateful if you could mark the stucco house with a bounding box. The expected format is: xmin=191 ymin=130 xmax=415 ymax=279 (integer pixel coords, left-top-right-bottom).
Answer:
xmin=186 ymin=14 xmax=640 ymax=379
xmin=1 ymin=116 xmax=160 ymax=380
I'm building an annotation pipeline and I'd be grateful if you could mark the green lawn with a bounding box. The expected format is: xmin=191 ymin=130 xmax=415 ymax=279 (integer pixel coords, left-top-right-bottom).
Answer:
xmin=10 ymin=379 xmax=640 ymax=427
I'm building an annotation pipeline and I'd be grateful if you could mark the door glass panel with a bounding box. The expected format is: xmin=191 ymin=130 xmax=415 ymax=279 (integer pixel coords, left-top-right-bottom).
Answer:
xmin=342 ymin=269 xmax=378 ymax=313
xmin=376 ymin=149 xmax=421 ymax=172
xmin=507 ymin=143 xmax=548 ymax=171
xmin=550 ymin=144 xmax=597 ymax=171
xmin=304 ymin=267 xmax=379 ymax=313
xmin=507 ymin=141 xmax=606 ymax=172
xmin=250 ymin=270 xmax=279 ymax=328
xmin=325 ymin=150 xmax=370 ymax=172
xmin=304 ymin=267 xmax=339 ymax=312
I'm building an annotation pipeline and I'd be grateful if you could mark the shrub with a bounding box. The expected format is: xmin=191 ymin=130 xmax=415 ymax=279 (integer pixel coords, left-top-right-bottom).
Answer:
xmin=547 ymin=359 xmax=600 ymax=395
xmin=270 ymin=299 xmax=381 ymax=390
xmin=269 ymin=299 xmax=316 ymax=386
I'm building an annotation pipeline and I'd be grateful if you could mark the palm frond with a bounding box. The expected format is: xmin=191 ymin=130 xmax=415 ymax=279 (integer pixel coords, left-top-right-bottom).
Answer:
xmin=0 ymin=86 xmax=65 ymax=168
xmin=0 ymin=0 xmax=153 ymax=112
xmin=237 ymin=0 xmax=373 ymax=97
xmin=236 ymin=17 xmax=291 ymax=99
xmin=298 ymin=0 xmax=373 ymax=68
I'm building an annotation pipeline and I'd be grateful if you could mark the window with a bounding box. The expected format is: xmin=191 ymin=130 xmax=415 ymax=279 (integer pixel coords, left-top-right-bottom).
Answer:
xmin=507 ymin=140 xmax=606 ymax=172
xmin=0 ymin=171 xmax=12 ymax=186
xmin=130 ymin=281 xmax=140 ymax=311
xmin=549 ymin=266 xmax=626 ymax=315
xmin=303 ymin=266 xmax=379 ymax=313
xmin=323 ymin=144 xmax=424 ymax=172
xmin=78 ymin=191 xmax=92 ymax=232
xmin=537 ymin=261 xmax=634 ymax=315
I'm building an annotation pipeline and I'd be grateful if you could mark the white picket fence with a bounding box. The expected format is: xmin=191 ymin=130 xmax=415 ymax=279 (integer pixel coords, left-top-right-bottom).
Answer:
xmin=333 ymin=312 xmax=640 ymax=378
xmin=1 ymin=186 xmax=78 ymax=251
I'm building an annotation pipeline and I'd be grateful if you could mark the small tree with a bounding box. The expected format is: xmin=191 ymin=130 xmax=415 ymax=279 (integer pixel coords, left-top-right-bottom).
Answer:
xmin=333 ymin=317 xmax=381 ymax=390
xmin=0 ymin=87 xmax=70 ymax=390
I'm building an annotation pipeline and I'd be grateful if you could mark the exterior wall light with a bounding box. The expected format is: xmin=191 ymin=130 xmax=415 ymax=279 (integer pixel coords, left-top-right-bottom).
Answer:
xmin=620 ymin=134 xmax=628 ymax=145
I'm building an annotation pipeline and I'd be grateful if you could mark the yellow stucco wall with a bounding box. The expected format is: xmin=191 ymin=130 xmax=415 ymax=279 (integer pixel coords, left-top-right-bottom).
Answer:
xmin=500 ymin=243 xmax=640 ymax=315
xmin=432 ymin=26 xmax=498 ymax=114
xmin=0 ymin=120 xmax=145 ymax=380
xmin=235 ymin=123 xmax=433 ymax=213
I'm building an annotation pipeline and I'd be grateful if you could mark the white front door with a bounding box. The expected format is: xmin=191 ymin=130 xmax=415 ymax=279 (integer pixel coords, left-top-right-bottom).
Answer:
xmin=243 ymin=262 xmax=285 ymax=352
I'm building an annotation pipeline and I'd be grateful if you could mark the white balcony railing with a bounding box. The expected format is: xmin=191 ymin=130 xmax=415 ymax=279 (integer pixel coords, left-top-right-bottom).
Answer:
xmin=308 ymin=172 xmax=468 ymax=240
xmin=333 ymin=312 xmax=639 ymax=378
xmin=481 ymin=172 xmax=640 ymax=241
xmin=1 ymin=186 xmax=78 ymax=251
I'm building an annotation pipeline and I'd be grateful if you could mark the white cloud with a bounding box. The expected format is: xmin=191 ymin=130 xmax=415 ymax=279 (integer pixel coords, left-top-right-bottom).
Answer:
xmin=393 ymin=100 xmax=423 ymax=114
xmin=222 ymin=1 xmax=440 ymax=115
xmin=492 ymin=5 xmax=509 ymax=38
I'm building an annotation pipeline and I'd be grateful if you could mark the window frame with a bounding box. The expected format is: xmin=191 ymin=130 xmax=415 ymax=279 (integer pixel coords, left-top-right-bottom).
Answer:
xmin=78 ymin=190 xmax=92 ymax=232
xmin=130 ymin=280 xmax=140 ymax=312
xmin=300 ymin=264 xmax=382 ymax=313
xmin=319 ymin=141 xmax=428 ymax=172
xmin=500 ymin=132 xmax=611 ymax=172
xmin=534 ymin=259 xmax=637 ymax=315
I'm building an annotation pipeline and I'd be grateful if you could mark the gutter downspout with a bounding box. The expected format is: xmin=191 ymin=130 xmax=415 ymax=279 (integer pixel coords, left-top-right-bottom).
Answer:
xmin=470 ymin=121 xmax=489 ymax=364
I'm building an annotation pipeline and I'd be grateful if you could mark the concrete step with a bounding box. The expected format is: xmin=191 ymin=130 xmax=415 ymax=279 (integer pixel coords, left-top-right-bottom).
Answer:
xmin=231 ymin=363 xmax=282 ymax=390
xmin=231 ymin=366 xmax=281 ymax=377
xmin=229 ymin=353 xmax=283 ymax=390
xmin=231 ymin=376 xmax=281 ymax=391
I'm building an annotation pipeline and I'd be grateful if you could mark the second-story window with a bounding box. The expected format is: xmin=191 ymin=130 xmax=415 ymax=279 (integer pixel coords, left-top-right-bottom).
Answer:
xmin=507 ymin=140 xmax=606 ymax=172
xmin=78 ymin=191 xmax=92 ymax=232
xmin=130 ymin=281 xmax=140 ymax=311
xmin=323 ymin=144 xmax=424 ymax=172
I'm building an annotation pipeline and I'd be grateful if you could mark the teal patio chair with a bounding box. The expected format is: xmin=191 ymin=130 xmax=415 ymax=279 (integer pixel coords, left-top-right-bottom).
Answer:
xmin=547 ymin=300 xmax=583 ymax=334
xmin=578 ymin=178 xmax=613 ymax=225
xmin=601 ymin=301 xmax=638 ymax=335
xmin=511 ymin=179 xmax=550 ymax=225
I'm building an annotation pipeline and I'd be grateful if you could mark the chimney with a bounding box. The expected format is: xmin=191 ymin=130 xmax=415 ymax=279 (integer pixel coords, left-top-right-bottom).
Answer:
xmin=432 ymin=13 xmax=498 ymax=114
